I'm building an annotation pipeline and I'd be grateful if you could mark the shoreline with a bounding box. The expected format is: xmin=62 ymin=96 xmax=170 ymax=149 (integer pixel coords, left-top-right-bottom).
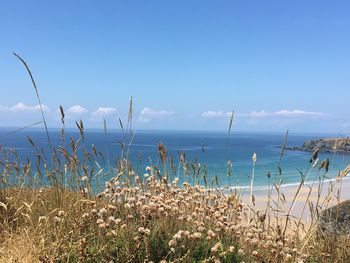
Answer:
xmin=221 ymin=176 xmax=350 ymax=191
xmin=232 ymin=177 xmax=350 ymax=223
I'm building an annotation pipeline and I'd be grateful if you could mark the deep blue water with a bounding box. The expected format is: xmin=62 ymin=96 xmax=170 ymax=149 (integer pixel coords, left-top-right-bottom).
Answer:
xmin=1 ymin=128 xmax=349 ymax=188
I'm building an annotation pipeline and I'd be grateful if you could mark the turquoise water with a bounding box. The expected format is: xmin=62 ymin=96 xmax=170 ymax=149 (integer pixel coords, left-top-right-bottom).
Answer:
xmin=0 ymin=128 xmax=349 ymax=188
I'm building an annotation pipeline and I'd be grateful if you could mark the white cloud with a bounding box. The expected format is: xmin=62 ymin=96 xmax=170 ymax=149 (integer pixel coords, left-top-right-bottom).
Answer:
xmin=67 ymin=105 xmax=88 ymax=114
xmin=249 ymin=110 xmax=268 ymax=117
xmin=201 ymin=109 xmax=327 ymax=120
xmin=91 ymin=107 xmax=117 ymax=120
xmin=59 ymin=105 xmax=89 ymax=120
xmin=274 ymin=110 xmax=326 ymax=117
xmin=0 ymin=102 xmax=49 ymax=112
xmin=201 ymin=110 xmax=231 ymax=118
xmin=139 ymin=107 xmax=174 ymax=123
xmin=247 ymin=109 xmax=326 ymax=118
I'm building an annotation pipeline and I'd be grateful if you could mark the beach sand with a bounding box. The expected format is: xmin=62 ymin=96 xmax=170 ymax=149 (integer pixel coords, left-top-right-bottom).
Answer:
xmin=226 ymin=177 xmax=350 ymax=225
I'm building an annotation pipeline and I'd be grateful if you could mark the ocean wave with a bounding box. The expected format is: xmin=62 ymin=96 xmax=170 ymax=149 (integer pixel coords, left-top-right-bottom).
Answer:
xmin=220 ymin=176 xmax=350 ymax=192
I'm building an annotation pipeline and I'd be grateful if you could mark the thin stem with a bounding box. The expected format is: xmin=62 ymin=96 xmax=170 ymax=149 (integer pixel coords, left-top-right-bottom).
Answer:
xmin=13 ymin=53 xmax=52 ymax=153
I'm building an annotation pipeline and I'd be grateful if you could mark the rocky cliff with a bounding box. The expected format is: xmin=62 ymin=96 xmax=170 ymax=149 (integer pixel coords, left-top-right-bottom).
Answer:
xmin=319 ymin=199 xmax=350 ymax=235
xmin=289 ymin=138 xmax=350 ymax=153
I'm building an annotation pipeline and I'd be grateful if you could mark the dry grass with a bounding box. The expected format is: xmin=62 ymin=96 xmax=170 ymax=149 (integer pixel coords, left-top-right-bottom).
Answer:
xmin=0 ymin=187 xmax=104 ymax=262
xmin=1 ymin=141 xmax=350 ymax=262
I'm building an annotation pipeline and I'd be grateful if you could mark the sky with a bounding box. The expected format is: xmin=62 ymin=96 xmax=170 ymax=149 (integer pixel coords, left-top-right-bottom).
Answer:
xmin=0 ymin=1 xmax=349 ymax=133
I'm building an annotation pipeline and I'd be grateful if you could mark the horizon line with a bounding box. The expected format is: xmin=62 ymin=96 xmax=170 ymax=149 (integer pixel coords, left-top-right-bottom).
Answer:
xmin=0 ymin=125 xmax=347 ymax=137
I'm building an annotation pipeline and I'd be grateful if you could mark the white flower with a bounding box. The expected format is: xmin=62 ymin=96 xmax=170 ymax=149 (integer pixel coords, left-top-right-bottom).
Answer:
xmin=252 ymin=152 xmax=257 ymax=163
xmin=82 ymin=213 xmax=89 ymax=219
xmin=99 ymin=208 xmax=107 ymax=216
xmin=108 ymin=216 xmax=115 ymax=223
xmin=211 ymin=242 xmax=222 ymax=253
xmin=96 ymin=218 xmax=104 ymax=224
xmin=168 ymin=239 xmax=177 ymax=247
xmin=58 ymin=210 xmax=65 ymax=217
xmin=90 ymin=209 xmax=97 ymax=214
xmin=38 ymin=216 xmax=47 ymax=223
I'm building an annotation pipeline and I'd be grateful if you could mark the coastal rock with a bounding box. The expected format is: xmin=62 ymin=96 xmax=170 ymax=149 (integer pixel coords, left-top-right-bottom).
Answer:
xmin=319 ymin=200 xmax=350 ymax=235
xmin=288 ymin=138 xmax=350 ymax=153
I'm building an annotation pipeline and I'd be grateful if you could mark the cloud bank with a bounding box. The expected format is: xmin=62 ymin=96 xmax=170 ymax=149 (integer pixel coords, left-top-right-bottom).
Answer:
xmin=249 ymin=109 xmax=326 ymax=118
xmin=201 ymin=110 xmax=230 ymax=118
xmin=66 ymin=105 xmax=88 ymax=114
xmin=0 ymin=102 xmax=49 ymax=112
xmin=91 ymin=107 xmax=117 ymax=121
xmin=201 ymin=109 xmax=326 ymax=119
xmin=139 ymin=108 xmax=174 ymax=123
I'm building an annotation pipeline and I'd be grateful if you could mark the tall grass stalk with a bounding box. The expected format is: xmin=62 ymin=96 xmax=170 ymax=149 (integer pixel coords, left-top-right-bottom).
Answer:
xmin=13 ymin=53 xmax=52 ymax=153
xmin=248 ymin=152 xmax=257 ymax=222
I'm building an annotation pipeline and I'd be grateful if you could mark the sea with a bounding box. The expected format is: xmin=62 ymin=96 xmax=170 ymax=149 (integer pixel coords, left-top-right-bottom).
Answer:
xmin=1 ymin=128 xmax=349 ymax=189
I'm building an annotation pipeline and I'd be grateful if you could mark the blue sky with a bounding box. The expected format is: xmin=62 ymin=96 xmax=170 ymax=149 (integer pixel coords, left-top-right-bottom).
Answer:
xmin=0 ymin=1 xmax=349 ymax=133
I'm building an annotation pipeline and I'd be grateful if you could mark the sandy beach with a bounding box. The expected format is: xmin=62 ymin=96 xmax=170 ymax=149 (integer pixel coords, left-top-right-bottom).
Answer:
xmin=230 ymin=177 xmax=350 ymax=224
